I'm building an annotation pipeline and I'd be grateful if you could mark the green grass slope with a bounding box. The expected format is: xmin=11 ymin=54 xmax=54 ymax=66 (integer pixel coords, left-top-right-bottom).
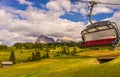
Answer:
xmin=0 ymin=56 xmax=120 ymax=77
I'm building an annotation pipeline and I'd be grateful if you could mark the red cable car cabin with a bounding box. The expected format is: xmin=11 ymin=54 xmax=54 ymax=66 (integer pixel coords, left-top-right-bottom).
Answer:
xmin=80 ymin=20 xmax=120 ymax=48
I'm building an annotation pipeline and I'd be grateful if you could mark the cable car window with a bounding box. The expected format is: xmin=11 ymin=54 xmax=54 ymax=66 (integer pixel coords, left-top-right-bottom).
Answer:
xmin=84 ymin=29 xmax=116 ymax=41
xmin=97 ymin=26 xmax=108 ymax=30
xmin=82 ymin=31 xmax=87 ymax=34
xmin=87 ymin=28 xmax=96 ymax=32
xmin=108 ymin=25 xmax=114 ymax=28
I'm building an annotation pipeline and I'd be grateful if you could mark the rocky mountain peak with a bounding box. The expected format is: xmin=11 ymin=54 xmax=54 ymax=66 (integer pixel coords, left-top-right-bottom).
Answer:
xmin=36 ymin=35 xmax=55 ymax=43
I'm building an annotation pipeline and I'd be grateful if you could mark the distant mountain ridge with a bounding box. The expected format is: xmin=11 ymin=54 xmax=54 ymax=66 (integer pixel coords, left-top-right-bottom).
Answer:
xmin=36 ymin=35 xmax=55 ymax=43
xmin=56 ymin=36 xmax=74 ymax=43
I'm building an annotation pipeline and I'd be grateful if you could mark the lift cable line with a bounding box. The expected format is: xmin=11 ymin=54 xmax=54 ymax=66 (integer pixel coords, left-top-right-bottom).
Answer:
xmin=69 ymin=0 xmax=120 ymax=49
xmin=70 ymin=0 xmax=120 ymax=24
xmin=72 ymin=0 xmax=120 ymax=5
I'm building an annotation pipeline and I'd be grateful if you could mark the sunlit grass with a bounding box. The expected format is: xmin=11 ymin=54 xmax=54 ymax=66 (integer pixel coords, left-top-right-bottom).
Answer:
xmin=79 ymin=49 xmax=120 ymax=57
xmin=0 ymin=58 xmax=99 ymax=77
xmin=0 ymin=47 xmax=120 ymax=77
xmin=0 ymin=57 xmax=120 ymax=77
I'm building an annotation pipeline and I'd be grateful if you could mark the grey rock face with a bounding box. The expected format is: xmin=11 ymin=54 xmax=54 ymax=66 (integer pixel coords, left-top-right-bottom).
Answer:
xmin=36 ymin=35 xmax=55 ymax=43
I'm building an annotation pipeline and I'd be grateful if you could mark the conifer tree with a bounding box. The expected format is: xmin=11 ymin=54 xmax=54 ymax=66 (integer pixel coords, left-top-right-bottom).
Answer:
xmin=42 ymin=53 xmax=46 ymax=59
xmin=71 ymin=47 xmax=77 ymax=55
xmin=45 ymin=49 xmax=50 ymax=58
xmin=35 ymin=51 xmax=41 ymax=60
xmin=31 ymin=52 xmax=35 ymax=61
xmin=27 ymin=56 xmax=31 ymax=61
xmin=46 ymin=51 xmax=49 ymax=58
xmin=9 ymin=51 xmax=16 ymax=64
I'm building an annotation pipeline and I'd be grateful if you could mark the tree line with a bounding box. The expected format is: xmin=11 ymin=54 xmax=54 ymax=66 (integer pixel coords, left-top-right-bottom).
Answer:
xmin=13 ymin=42 xmax=78 ymax=49
xmin=9 ymin=49 xmax=50 ymax=64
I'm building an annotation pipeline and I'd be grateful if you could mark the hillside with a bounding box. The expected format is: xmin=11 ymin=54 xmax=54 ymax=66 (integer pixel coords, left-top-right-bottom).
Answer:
xmin=0 ymin=44 xmax=120 ymax=77
xmin=0 ymin=56 xmax=120 ymax=77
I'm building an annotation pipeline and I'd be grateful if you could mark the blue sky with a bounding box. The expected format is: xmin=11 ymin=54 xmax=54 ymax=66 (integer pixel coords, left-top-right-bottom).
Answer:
xmin=0 ymin=0 xmax=115 ymax=22
xmin=1 ymin=0 xmax=115 ymax=21
xmin=0 ymin=0 xmax=120 ymax=45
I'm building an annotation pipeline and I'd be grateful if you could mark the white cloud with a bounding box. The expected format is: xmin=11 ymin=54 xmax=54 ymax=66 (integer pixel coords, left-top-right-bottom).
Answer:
xmin=109 ymin=10 xmax=120 ymax=29
xmin=93 ymin=0 xmax=120 ymax=10
xmin=0 ymin=4 xmax=85 ymax=45
xmin=18 ymin=0 xmax=32 ymax=5
xmin=48 ymin=0 xmax=71 ymax=12
xmin=0 ymin=28 xmax=36 ymax=45
xmin=71 ymin=2 xmax=87 ymax=14
xmin=93 ymin=5 xmax=113 ymax=15
xmin=46 ymin=0 xmax=71 ymax=17
xmin=46 ymin=1 xmax=62 ymax=12
xmin=0 ymin=9 xmax=14 ymax=28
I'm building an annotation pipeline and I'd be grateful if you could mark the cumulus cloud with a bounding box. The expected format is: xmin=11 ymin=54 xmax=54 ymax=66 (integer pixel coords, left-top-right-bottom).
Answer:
xmin=0 ymin=3 xmax=85 ymax=45
xmin=18 ymin=0 xmax=32 ymax=5
xmin=0 ymin=29 xmax=35 ymax=45
xmin=46 ymin=1 xmax=62 ymax=12
xmin=46 ymin=0 xmax=71 ymax=17
xmin=109 ymin=10 xmax=120 ymax=29
xmin=93 ymin=5 xmax=113 ymax=15
xmin=70 ymin=2 xmax=87 ymax=15
xmin=48 ymin=0 xmax=71 ymax=12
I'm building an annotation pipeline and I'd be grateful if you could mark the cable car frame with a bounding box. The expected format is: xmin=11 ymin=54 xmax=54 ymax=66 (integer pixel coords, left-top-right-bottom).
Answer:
xmin=77 ymin=1 xmax=120 ymax=49
xmin=81 ymin=20 xmax=120 ymax=48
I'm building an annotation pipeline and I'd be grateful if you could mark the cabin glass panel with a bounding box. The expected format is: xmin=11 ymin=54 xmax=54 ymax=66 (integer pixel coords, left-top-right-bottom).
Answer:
xmin=88 ymin=28 xmax=96 ymax=32
xmin=84 ymin=29 xmax=116 ymax=41
xmin=97 ymin=26 xmax=108 ymax=30
xmin=108 ymin=25 xmax=114 ymax=28
xmin=82 ymin=31 xmax=87 ymax=34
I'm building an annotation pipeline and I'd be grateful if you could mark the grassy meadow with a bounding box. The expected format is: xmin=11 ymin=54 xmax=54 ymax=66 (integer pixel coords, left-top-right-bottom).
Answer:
xmin=0 ymin=56 xmax=120 ymax=77
xmin=0 ymin=43 xmax=120 ymax=77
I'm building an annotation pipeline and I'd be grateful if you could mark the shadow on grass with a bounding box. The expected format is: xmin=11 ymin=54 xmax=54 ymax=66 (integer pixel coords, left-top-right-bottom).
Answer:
xmin=52 ymin=55 xmax=94 ymax=59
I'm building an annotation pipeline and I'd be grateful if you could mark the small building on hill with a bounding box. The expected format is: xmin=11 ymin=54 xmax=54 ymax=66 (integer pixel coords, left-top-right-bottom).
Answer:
xmin=1 ymin=61 xmax=13 ymax=68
